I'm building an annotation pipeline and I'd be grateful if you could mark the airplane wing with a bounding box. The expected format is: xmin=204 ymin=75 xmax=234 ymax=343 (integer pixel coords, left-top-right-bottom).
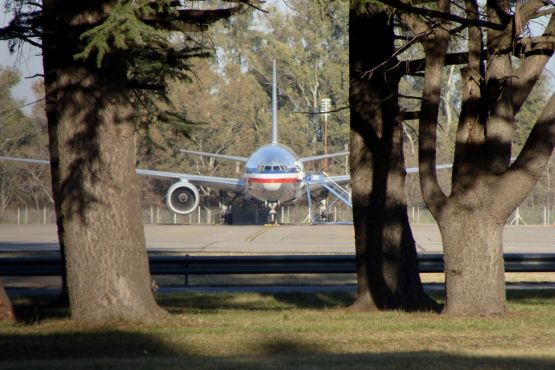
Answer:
xmin=0 ymin=156 xmax=50 ymax=165
xmin=303 ymin=173 xmax=350 ymax=191
xmin=0 ymin=156 xmax=245 ymax=193
xmin=180 ymin=149 xmax=248 ymax=162
xmin=299 ymin=152 xmax=349 ymax=163
xmin=136 ymin=169 xmax=244 ymax=193
xmin=306 ymin=163 xmax=454 ymax=181
xmin=405 ymin=163 xmax=453 ymax=173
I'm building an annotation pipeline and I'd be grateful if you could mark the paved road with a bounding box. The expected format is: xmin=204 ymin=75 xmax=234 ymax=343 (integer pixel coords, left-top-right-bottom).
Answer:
xmin=0 ymin=223 xmax=553 ymax=254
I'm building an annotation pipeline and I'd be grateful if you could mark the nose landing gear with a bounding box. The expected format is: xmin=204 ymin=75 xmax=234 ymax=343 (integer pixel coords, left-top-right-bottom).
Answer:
xmin=266 ymin=201 xmax=279 ymax=224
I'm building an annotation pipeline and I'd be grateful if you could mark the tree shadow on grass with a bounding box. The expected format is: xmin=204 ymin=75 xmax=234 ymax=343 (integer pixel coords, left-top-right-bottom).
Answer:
xmin=157 ymin=290 xmax=553 ymax=314
xmin=0 ymin=331 xmax=554 ymax=369
xmin=11 ymin=290 xmax=552 ymax=323
xmin=11 ymin=297 xmax=70 ymax=324
xmin=159 ymin=292 xmax=357 ymax=314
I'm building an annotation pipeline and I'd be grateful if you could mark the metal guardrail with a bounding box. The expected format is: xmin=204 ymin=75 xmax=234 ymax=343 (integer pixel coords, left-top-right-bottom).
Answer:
xmin=1 ymin=252 xmax=555 ymax=276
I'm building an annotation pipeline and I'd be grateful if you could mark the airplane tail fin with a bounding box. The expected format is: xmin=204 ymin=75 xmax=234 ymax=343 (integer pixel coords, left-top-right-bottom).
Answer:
xmin=271 ymin=59 xmax=278 ymax=144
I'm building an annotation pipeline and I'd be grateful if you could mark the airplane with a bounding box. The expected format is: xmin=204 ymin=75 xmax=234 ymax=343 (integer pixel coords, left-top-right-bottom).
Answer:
xmin=140 ymin=60 xmax=352 ymax=223
xmin=0 ymin=60 xmax=352 ymax=224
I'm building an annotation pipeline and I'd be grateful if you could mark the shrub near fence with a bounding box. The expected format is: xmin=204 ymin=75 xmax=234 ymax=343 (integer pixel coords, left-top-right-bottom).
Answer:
xmin=1 ymin=206 xmax=553 ymax=225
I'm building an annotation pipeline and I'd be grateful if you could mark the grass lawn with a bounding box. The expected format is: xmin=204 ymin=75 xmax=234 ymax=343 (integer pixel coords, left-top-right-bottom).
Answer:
xmin=1 ymin=290 xmax=555 ymax=369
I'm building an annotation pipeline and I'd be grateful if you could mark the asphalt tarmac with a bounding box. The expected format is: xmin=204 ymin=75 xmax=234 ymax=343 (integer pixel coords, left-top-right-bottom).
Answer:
xmin=0 ymin=223 xmax=553 ymax=254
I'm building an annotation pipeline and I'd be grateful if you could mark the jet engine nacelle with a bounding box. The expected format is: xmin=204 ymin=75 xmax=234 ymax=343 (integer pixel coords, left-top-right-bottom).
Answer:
xmin=166 ymin=181 xmax=200 ymax=214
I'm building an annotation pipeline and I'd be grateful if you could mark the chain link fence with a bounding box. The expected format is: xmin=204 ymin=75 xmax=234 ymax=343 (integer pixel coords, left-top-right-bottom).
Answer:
xmin=1 ymin=205 xmax=553 ymax=225
xmin=0 ymin=207 xmax=57 ymax=224
xmin=408 ymin=206 xmax=555 ymax=226
xmin=140 ymin=203 xmax=354 ymax=225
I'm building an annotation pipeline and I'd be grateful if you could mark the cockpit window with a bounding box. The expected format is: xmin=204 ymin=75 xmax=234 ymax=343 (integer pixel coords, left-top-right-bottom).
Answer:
xmin=245 ymin=144 xmax=301 ymax=174
xmin=257 ymin=163 xmax=289 ymax=172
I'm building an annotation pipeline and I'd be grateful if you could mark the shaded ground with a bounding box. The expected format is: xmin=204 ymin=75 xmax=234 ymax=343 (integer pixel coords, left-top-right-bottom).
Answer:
xmin=1 ymin=290 xmax=555 ymax=369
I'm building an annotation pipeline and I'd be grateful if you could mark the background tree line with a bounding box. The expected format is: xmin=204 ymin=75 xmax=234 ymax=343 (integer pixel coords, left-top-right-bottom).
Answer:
xmin=1 ymin=1 xmax=552 ymax=218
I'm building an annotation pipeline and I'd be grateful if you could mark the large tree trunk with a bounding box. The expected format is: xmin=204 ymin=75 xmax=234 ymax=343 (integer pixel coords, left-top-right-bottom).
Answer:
xmin=44 ymin=1 xmax=167 ymax=324
xmin=349 ymin=1 xmax=438 ymax=311
xmin=56 ymin=62 xmax=166 ymax=323
xmin=438 ymin=204 xmax=505 ymax=315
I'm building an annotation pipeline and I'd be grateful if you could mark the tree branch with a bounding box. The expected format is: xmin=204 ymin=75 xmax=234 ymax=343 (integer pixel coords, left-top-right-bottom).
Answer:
xmin=417 ymin=2 xmax=451 ymax=217
xmin=128 ymin=81 xmax=165 ymax=91
xmin=451 ymin=0 xmax=486 ymax=188
xmin=401 ymin=111 xmax=420 ymax=120
xmin=518 ymin=36 xmax=555 ymax=44
xmin=293 ymin=105 xmax=350 ymax=115
xmin=174 ymin=5 xmax=244 ymax=23
xmin=495 ymin=92 xmax=555 ymax=218
xmin=379 ymin=0 xmax=504 ymax=30
xmin=513 ymin=11 xmax=555 ymax=115
xmin=399 ymin=52 xmax=469 ymax=75
xmin=530 ymin=7 xmax=555 ymax=19
xmin=517 ymin=0 xmax=551 ymax=24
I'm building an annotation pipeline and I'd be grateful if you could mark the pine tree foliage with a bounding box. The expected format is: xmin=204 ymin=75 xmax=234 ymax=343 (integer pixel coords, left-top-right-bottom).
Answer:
xmin=74 ymin=1 xmax=165 ymax=66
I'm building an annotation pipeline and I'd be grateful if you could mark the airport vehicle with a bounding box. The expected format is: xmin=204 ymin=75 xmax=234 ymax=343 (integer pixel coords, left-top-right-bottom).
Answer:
xmin=0 ymin=61 xmax=351 ymax=224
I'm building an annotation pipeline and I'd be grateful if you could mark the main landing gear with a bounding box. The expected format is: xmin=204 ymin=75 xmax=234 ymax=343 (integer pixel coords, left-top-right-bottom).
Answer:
xmin=219 ymin=203 xmax=233 ymax=225
xmin=219 ymin=191 xmax=237 ymax=225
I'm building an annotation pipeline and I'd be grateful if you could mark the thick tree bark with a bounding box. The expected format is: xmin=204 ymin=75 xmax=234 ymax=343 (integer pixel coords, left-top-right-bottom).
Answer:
xmin=56 ymin=62 xmax=167 ymax=323
xmin=43 ymin=1 xmax=167 ymax=324
xmin=438 ymin=203 xmax=506 ymax=315
xmin=349 ymin=1 xmax=438 ymax=312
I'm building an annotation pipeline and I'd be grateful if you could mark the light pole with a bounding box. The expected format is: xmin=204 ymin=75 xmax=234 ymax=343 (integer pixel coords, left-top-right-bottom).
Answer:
xmin=321 ymin=98 xmax=331 ymax=172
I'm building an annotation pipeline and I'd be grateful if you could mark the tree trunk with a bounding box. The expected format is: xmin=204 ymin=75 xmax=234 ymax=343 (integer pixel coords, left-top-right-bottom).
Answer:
xmin=42 ymin=0 xmax=69 ymax=307
xmin=55 ymin=62 xmax=166 ymax=323
xmin=349 ymin=1 xmax=438 ymax=312
xmin=381 ymin=0 xmax=555 ymax=317
xmin=43 ymin=1 xmax=167 ymax=324
xmin=0 ymin=281 xmax=15 ymax=322
xmin=439 ymin=205 xmax=505 ymax=315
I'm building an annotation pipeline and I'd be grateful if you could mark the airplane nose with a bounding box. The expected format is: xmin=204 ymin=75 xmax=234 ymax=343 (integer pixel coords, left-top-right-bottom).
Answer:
xmin=263 ymin=182 xmax=282 ymax=191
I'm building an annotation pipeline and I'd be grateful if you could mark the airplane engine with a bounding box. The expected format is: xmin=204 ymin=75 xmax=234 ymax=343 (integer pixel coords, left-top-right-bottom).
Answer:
xmin=166 ymin=181 xmax=200 ymax=214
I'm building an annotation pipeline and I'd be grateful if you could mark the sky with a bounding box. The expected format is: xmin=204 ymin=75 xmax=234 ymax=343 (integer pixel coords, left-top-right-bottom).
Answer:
xmin=1 ymin=4 xmax=43 ymax=113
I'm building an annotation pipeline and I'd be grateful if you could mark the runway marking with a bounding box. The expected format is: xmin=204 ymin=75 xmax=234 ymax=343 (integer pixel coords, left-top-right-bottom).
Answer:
xmin=245 ymin=226 xmax=275 ymax=242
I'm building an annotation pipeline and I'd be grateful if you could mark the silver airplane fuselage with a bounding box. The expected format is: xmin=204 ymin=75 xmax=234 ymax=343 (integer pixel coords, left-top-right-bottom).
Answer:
xmin=244 ymin=143 xmax=305 ymax=203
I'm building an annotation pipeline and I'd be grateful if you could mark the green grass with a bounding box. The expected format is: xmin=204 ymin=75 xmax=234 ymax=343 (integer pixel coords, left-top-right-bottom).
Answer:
xmin=1 ymin=291 xmax=555 ymax=369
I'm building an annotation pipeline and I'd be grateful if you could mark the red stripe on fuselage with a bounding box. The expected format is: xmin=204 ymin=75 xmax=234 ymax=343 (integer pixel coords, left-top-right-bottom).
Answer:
xmin=247 ymin=177 xmax=297 ymax=184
